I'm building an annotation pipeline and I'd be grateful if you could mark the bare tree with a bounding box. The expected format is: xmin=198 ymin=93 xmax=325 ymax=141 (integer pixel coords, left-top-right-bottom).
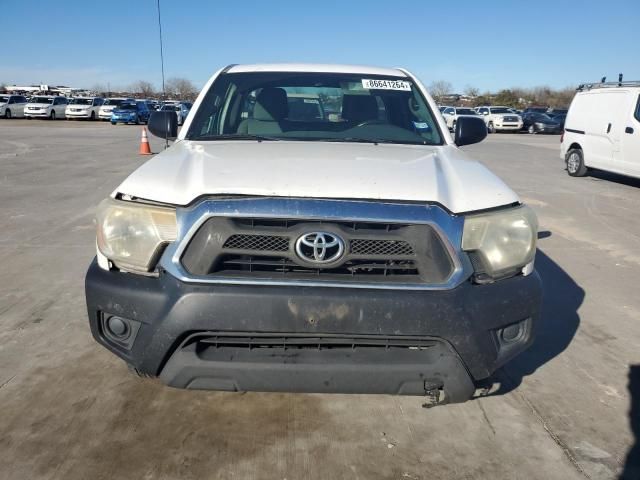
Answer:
xmin=132 ymin=80 xmax=155 ymax=98
xmin=464 ymin=85 xmax=479 ymax=98
xmin=428 ymin=80 xmax=453 ymax=103
xmin=165 ymin=77 xmax=198 ymax=101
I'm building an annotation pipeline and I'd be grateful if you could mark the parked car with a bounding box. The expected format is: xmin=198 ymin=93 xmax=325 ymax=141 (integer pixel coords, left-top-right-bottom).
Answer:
xmin=0 ymin=94 xmax=28 ymax=119
xmin=99 ymin=98 xmax=135 ymax=121
xmin=65 ymin=97 xmax=104 ymax=120
xmin=441 ymin=106 xmax=482 ymax=130
xmin=86 ymin=63 xmax=541 ymax=406
xmin=110 ymin=101 xmax=151 ymax=125
xmin=522 ymin=112 xmax=562 ymax=134
xmin=24 ymin=96 xmax=68 ymax=119
xmin=522 ymin=107 xmax=548 ymax=115
xmin=160 ymin=102 xmax=191 ymax=125
xmin=546 ymin=108 xmax=567 ymax=116
xmin=475 ymin=106 xmax=523 ymax=133
xmin=549 ymin=113 xmax=566 ymax=129
xmin=561 ymin=80 xmax=640 ymax=178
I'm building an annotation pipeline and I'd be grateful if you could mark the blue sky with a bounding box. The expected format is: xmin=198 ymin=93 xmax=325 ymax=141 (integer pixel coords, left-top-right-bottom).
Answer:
xmin=2 ymin=0 xmax=639 ymax=93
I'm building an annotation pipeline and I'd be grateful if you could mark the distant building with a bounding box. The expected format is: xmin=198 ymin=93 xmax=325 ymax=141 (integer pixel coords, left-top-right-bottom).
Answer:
xmin=4 ymin=84 xmax=90 ymax=97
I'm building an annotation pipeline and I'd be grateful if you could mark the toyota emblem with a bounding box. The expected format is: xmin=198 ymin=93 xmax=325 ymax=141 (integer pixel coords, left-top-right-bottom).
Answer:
xmin=295 ymin=231 xmax=345 ymax=264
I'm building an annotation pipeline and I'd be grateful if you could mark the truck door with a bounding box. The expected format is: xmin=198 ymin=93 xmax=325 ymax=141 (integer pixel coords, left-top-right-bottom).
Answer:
xmin=617 ymin=93 xmax=640 ymax=177
xmin=581 ymin=91 xmax=628 ymax=169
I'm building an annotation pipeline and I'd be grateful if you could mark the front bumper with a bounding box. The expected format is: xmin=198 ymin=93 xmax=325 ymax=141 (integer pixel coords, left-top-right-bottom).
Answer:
xmin=535 ymin=125 xmax=561 ymax=134
xmin=65 ymin=110 xmax=92 ymax=118
xmin=495 ymin=122 xmax=523 ymax=131
xmin=85 ymin=259 xmax=541 ymax=403
xmin=111 ymin=115 xmax=136 ymax=123
xmin=24 ymin=110 xmax=50 ymax=117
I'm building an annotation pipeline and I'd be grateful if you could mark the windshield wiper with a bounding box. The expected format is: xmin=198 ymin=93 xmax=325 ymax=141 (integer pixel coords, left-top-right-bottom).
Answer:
xmin=189 ymin=133 xmax=280 ymax=141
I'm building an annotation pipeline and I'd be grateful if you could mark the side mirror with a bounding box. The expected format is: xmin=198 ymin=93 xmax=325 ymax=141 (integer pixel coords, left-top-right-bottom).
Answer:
xmin=455 ymin=116 xmax=487 ymax=147
xmin=148 ymin=111 xmax=178 ymax=140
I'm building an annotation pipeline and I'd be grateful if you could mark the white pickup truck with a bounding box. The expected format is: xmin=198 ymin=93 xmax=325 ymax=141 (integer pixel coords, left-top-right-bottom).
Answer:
xmin=86 ymin=63 xmax=541 ymax=406
xmin=476 ymin=106 xmax=523 ymax=133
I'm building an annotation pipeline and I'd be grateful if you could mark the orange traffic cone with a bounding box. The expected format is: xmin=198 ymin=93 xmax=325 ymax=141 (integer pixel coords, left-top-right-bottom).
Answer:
xmin=139 ymin=127 xmax=152 ymax=155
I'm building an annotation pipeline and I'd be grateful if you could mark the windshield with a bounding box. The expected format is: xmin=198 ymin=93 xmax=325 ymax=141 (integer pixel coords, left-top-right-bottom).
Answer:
xmin=186 ymin=72 xmax=443 ymax=145
xmin=103 ymin=99 xmax=124 ymax=106
xmin=490 ymin=107 xmax=512 ymax=114
xmin=31 ymin=97 xmax=54 ymax=104
xmin=117 ymin=104 xmax=136 ymax=111
xmin=0 ymin=96 xmax=9 ymax=103
xmin=456 ymin=108 xmax=477 ymax=115
xmin=161 ymin=105 xmax=180 ymax=112
xmin=71 ymin=98 xmax=93 ymax=105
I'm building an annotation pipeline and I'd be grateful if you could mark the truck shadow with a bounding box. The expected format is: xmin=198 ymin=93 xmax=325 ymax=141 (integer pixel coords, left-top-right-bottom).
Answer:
xmin=588 ymin=170 xmax=640 ymax=189
xmin=620 ymin=365 xmax=640 ymax=479
xmin=482 ymin=248 xmax=583 ymax=397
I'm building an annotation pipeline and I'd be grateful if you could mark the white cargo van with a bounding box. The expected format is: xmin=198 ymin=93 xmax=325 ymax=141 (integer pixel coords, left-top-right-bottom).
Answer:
xmin=561 ymin=81 xmax=640 ymax=178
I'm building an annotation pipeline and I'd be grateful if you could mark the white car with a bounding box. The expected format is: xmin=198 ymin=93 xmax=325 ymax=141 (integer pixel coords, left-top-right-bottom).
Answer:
xmin=441 ymin=106 xmax=482 ymax=130
xmin=561 ymin=80 xmax=640 ymax=179
xmin=98 ymin=98 xmax=134 ymax=121
xmin=24 ymin=96 xmax=68 ymax=119
xmin=86 ymin=63 xmax=541 ymax=406
xmin=0 ymin=94 xmax=28 ymax=119
xmin=475 ymin=106 xmax=523 ymax=133
xmin=65 ymin=97 xmax=104 ymax=120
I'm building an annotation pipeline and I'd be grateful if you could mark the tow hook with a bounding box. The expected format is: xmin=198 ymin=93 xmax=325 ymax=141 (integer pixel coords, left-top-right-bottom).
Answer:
xmin=422 ymin=380 xmax=446 ymax=409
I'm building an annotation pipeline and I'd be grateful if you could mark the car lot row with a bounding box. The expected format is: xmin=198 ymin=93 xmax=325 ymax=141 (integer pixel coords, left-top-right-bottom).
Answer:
xmin=438 ymin=105 xmax=567 ymax=134
xmin=0 ymin=94 xmax=192 ymax=125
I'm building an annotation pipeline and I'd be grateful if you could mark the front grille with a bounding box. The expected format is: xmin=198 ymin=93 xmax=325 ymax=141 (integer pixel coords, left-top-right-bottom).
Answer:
xmin=223 ymin=234 xmax=289 ymax=252
xmin=218 ymin=255 xmax=418 ymax=277
xmin=350 ymin=239 xmax=414 ymax=256
xmin=181 ymin=217 xmax=455 ymax=284
xmin=188 ymin=332 xmax=438 ymax=351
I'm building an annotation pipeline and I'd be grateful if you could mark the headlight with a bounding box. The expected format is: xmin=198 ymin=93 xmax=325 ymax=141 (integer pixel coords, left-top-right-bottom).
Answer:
xmin=96 ymin=198 xmax=177 ymax=273
xmin=462 ymin=205 xmax=538 ymax=280
xmin=535 ymin=122 xmax=545 ymax=127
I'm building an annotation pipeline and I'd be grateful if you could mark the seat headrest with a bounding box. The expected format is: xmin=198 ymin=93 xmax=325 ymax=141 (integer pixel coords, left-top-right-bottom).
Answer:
xmin=341 ymin=95 xmax=379 ymax=124
xmin=254 ymin=88 xmax=288 ymax=121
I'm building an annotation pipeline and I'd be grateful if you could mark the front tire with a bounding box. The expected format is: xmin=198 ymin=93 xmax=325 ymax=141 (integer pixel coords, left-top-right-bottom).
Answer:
xmin=487 ymin=121 xmax=495 ymax=133
xmin=50 ymin=111 xmax=56 ymax=120
xmin=90 ymin=111 xmax=95 ymax=121
xmin=452 ymin=120 xmax=457 ymax=131
xmin=5 ymin=109 xmax=11 ymax=119
xmin=528 ymin=125 xmax=536 ymax=134
xmin=566 ymin=148 xmax=588 ymax=177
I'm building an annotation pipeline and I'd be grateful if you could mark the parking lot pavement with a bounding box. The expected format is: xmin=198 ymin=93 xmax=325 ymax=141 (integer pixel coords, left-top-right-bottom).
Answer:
xmin=0 ymin=122 xmax=638 ymax=480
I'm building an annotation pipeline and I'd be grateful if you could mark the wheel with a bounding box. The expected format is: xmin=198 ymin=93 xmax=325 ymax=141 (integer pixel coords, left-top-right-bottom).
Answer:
xmin=452 ymin=120 xmax=457 ymax=131
xmin=134 ymin=115 xmax=140 ymax=125
xmin=111 ymin=121 xmax=116 ymax=125
xmin=566 ymin=148 xmax=588 ymax=177
xmin=487 ymin=121 xmax=495 ymax=133
xmin=90 ymin=111 xmax=95 ymax=120
xmin=528 ymin=125 xmax=536 ymax=134
xmin=50 ymin=110 xmax=56 ymax=120
xmin=5 ymin=109 xmax=11 ymax=119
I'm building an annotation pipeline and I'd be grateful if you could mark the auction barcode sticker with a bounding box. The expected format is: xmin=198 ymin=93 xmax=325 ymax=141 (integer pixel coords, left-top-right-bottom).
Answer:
xmin=362 ymin=79 xmax=411 ymax=91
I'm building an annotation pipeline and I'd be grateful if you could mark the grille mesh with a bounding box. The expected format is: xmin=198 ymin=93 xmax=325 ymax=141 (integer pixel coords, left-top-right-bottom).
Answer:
xmin=223 ymin=234 xmax=289 ymax=252
xmin=350 ymin=239 xmax=414 ymax=256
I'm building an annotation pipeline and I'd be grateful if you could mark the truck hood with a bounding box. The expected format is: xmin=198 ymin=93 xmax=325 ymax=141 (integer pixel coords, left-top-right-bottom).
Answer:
xmin=115 ymin=140 xmax=519 ymax=213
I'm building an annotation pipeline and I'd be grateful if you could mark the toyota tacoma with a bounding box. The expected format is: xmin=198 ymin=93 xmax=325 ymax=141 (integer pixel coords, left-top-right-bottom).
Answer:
xmin=85 ymin=63 xmax=541 ymax=406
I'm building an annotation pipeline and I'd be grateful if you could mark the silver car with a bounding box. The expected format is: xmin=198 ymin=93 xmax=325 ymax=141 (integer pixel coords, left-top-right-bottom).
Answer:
xmin=160 ymin=102 xmax=191 ymax=125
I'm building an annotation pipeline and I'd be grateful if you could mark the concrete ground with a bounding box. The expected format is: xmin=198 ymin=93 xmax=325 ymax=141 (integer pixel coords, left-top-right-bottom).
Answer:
xmin=0 ymin=120 xmax=638 ymax=480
